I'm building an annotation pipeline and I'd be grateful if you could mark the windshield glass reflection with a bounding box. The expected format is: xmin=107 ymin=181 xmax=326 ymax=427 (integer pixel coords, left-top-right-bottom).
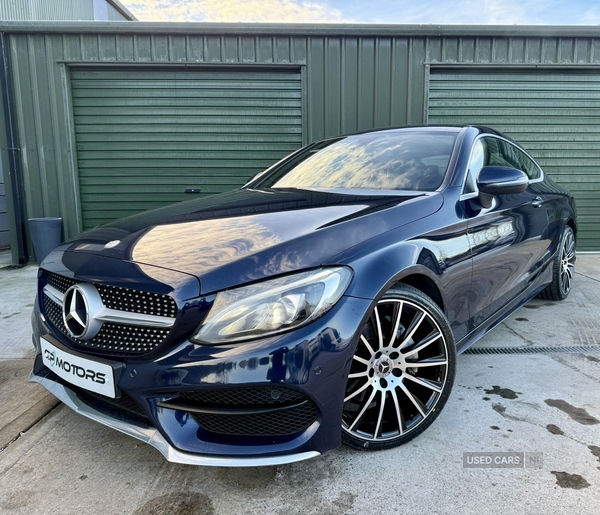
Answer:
xmin=260 ymin=132 xmax=457 ymax=191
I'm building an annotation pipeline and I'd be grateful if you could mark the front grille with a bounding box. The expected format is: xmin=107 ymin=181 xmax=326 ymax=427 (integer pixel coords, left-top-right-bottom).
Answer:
xmin=47 ymin=272 xmax=77 ymax=293
xmin=180 ymin=387 xmax=307 ymax=406
xmin=192 ymin=403 xmax=318 ymax=436
xmin=179 ymin=387 xmax=318 ymax=437
xmin=44 ymin=294 xmax=169 ymax=354
xmin=96 ymin=283 xmax=177 ymax=317
xmin=44 ymin=294 xmax=67 ymax=334
xmin=74 ymin=387 xmax=151 ymax=426
xmin=43 ymin=272 xmax=177 ymax=356
xmin=84 ymin=322 xmax=170 ymax=354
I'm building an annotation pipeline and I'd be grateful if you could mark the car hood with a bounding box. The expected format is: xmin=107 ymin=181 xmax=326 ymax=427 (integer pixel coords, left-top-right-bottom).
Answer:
xmin=63 ymin=188 xmax=443 ymax=294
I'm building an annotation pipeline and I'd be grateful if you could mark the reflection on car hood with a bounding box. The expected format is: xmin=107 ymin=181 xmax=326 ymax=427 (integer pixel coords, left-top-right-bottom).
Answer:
xmin=65 ymin=188 xmax=443 ymax=294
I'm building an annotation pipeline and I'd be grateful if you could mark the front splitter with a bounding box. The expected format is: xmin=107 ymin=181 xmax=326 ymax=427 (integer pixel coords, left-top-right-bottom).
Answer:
xmin=29 ymin=373 xmax=321 ymax=467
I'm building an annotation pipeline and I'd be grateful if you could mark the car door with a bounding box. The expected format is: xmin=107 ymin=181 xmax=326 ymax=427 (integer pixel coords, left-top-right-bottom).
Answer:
xmin=463 ymin=136 xmax=550 ymax=328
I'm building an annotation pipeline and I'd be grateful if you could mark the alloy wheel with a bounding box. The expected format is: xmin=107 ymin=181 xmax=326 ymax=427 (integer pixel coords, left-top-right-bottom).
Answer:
xmin=560 ymin=230 xmax=576 ymax=295
xmin=342 ymin=297 xmax=450 ymax=443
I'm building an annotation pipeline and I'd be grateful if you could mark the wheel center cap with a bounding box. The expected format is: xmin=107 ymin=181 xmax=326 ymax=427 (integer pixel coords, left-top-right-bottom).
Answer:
xmin=374 ymin=356 xmax=393 ymax=378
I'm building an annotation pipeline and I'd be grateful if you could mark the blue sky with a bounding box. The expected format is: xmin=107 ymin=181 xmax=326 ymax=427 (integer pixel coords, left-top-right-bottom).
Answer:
xmin=125 ymin=0 xmax=600 ymax=24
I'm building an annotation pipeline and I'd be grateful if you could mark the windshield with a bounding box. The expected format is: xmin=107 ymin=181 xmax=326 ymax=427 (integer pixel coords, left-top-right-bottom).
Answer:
xmin=256 ymin=131 xmax=457 ymax=191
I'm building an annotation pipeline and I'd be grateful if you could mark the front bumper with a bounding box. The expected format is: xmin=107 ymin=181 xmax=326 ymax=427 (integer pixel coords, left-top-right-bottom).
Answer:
xmin=31 ymin=293 xmax=373 ymax=466
xmin=30 ymin=373 xmax=320 ymax=467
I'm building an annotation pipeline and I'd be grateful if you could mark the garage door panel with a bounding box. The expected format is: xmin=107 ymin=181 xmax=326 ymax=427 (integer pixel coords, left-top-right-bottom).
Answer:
xmin=75 ymin=133 xmax=302 ymax=144
xmin=77 ymin=141 xmax=301 ymax=152
xmin=77 ymin=159 xmax=278 ymax=170
xmin=74 ymin=115 xmax=302 ymax=126
xmin=74 ymin=124 xmax=302 ymax=135
xmin=78 ymin=171 xmax=273 ymax=180
xmin=74 ymin=106 xmax=303 ymax=117
xmin=77 ymin=150 xmax=288 ymax=161
xmin=72 ymin=69 xmax=297 ymax=79
xmin=71 ymin=67 xmax=302 ymax=230
xmin=428 ymin=69 xmax=600 ymax=250
xmin=429 ymin=99 xmax=600 ymax=109
xmin=73 ymin=89 xmax=302 ymax=100
xmin=73 ymin=98 xmax=301 ymax=109
xmin=71 ymin=80 xmax=301 ymax=91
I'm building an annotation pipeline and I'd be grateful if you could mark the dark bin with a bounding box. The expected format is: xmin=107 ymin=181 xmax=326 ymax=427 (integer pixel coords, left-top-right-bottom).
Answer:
xmin=28 ymin=217 xmax=62 ymax=263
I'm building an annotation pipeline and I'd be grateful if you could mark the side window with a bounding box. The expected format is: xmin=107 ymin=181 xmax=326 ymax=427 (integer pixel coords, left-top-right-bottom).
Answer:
xmin=498 ymin=140 xmax=541 ymax=180
xmin=464 ymin=136 xmax=541 ymax=195
xmin=464 ymin=137 xmax=502 ymax=193
xmin=465 ymin=139 xmax=488 ymax=194
xmin=485 ymin=138 xmax=508 ymax=167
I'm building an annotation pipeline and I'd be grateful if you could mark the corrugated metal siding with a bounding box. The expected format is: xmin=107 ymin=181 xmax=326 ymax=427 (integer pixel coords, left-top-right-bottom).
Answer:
xmin=3 ymin=32 xmax=429 ymax=245
xmin=428 ymin=69 xmax=600 ymax=251
xmin=71 ymin=67 xmax=302 ymax=229
xmin=0 ymin=0 xmax=94 ymax=21
xmin=106 ymin=3 xmax=127 ymax=21
xmin=0 ymin=161 xmax=8 ymax=248
xmin=3 ymin=29 xmax=600 ymax=253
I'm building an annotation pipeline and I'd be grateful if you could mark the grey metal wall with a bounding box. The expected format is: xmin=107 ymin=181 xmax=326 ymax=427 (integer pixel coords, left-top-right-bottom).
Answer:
xmin=2 ymin=23 xmax=600 ymax=257
xmin=1 ymin=0 xmax=94 ymax=20
xmin=0 ymin=158 xmax=8 ymax=248
xmin=0 ymin=0 xmax=130 ymax=21
xmin=107 ymin=3 xmax=127 ymax=21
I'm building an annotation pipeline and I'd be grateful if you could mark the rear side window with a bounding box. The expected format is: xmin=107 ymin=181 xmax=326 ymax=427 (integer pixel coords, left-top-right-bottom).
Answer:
xmin=465 ymin=137 xmax=540 ymax=195
xmin=497 ymin=140 xmax=541 ymax=180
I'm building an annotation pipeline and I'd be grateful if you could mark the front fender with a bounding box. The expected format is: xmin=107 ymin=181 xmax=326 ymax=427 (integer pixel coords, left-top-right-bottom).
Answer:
xmin=325 ymin=208 xmax=473 ymax=341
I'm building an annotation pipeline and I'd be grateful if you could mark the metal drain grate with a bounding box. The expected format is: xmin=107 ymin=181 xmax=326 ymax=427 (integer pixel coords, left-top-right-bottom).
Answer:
xmin=463 ymin=345 xmax=600 ymax=355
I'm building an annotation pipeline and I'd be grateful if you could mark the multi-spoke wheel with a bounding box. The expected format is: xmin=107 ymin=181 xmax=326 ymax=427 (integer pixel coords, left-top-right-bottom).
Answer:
xmin=538 ymin=225 xmax=576 ymax=301
xmin=342 ymin=285 xmax=456 ymax=450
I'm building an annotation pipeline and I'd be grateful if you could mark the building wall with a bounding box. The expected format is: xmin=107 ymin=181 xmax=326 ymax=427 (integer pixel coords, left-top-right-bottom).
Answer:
xmin=0 ymin=0 xmax=131 ymax=21
xmin=1 ymin=24 xmax=600 ymax=256
xmin=0 ymin=157 xmax=8 ymax=248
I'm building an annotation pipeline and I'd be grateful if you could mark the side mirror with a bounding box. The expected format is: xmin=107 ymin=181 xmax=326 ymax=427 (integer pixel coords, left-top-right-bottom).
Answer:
xmin=476 ymin=166 xmax=529 ymax=208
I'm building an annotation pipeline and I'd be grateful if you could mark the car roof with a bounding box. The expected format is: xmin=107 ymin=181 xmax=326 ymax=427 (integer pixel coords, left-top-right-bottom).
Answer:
xmin=328 ymin=124 xmax=506 ymax=140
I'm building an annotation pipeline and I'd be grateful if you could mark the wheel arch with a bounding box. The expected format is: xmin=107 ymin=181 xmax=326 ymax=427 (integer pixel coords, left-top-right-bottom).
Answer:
xmin=393 ymin=273 xmax=445 ymax=313
xmin=340 ymin=241 xmax=450 ymax=317
xmin=566 ymin=218 xmax=577 ymax=240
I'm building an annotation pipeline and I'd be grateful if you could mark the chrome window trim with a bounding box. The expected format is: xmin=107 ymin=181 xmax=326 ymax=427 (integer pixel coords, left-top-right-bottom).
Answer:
xmin=459 ymin=191 xmax=479 ymax=201
xmin=461 ymin=133 xmax=544 ymax=195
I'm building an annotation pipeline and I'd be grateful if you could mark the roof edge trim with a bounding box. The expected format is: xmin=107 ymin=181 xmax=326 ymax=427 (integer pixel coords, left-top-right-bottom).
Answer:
xmin=1 ymin=22 xmax=599 ymax=37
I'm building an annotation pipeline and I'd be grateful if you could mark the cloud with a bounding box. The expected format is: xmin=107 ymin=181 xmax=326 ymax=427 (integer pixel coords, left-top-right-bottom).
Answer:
xmin=583 ymin=6 xmax=600 ymax=24
xmin=124 ymin=0 xmax=596 ymax=25
xmin=343 ymin=0 xmax=568 ymax=25
xmin=126 ymin=0 xmax=353 ymax=23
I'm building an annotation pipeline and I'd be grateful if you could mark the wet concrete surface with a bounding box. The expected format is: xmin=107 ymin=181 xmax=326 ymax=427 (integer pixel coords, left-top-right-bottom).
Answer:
xmin=0 ymin=256 xmax=599 ymax=514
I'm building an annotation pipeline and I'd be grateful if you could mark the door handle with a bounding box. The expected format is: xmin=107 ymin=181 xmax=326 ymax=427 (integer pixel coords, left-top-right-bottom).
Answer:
xmin=531 ymin=196 xmax=544 ymax=208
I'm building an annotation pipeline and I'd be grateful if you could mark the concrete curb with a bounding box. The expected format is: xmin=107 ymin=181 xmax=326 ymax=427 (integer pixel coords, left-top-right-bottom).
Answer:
xmin=0 ymin=394 xmax=60 ymax=450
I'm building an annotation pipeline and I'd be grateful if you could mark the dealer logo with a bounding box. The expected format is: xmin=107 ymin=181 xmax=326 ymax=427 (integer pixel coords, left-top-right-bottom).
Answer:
xmin=43 ymin=348 xmax=106 ymax=384
xmin=62 ymin=284 xmax=103 ymax=340
xmin=45 ymin=349 xmax=56 ymax=365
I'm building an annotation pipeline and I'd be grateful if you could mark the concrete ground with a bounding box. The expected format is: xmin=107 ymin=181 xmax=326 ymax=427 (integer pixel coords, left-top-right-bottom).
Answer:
xmin=0 ymin=252 xmax=599 ymax=514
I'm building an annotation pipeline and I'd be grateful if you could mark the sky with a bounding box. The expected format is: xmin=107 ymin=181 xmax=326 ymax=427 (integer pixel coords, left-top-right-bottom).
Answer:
xmin=124 ymin=0 xmax=600 ymax=25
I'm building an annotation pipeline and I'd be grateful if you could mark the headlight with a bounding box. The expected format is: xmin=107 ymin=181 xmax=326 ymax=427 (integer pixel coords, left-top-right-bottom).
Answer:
xmin=191 ymin=267 xmax=352 ymax=344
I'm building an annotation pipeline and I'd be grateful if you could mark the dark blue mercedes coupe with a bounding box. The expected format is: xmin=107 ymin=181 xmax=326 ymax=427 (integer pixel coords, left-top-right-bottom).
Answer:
xmin=31 ymin=125 xmax=577 ymax=466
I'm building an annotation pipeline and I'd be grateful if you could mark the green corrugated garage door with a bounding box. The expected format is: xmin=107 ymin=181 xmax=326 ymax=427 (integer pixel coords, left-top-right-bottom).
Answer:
xmin=71 ymin=68 xmax=302 ymax=230
xmin=428 ymin=69 xmax=600 ymax=251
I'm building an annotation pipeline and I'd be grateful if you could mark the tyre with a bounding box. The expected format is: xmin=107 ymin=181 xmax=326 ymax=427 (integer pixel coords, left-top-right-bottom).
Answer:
xmin=342 ymin=284 xmax=456 ymax=450
xmin=537 ymin=225 xmax=576 ymax=301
